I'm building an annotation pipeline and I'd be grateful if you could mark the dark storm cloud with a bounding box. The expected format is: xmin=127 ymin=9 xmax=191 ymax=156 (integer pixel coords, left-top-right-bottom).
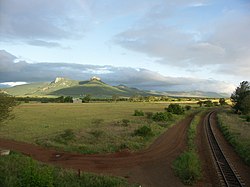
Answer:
xmin=0 ymin=50 xmax=235 ymax=93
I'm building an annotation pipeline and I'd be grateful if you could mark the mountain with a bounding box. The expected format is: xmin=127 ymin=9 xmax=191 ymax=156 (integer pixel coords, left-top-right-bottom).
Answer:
xmin=153 ymin=90 xmax=229 ymax=98
xmin=2 ymin=77 xmax=229 ymax=98
xmin=3 ymin=77 xmax=159 ymax=98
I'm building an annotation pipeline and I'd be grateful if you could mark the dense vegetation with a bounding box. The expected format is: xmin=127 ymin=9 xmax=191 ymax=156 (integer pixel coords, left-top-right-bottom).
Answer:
xmin=231 ymin=81 xmax=250 ymax=115
xmin=0 ymin=93 xmax=17 ymax=123
xmin=165 ymin=103 xmax=185 ymax=115
xmin=0 ymin=153 xmax=133 ymax=187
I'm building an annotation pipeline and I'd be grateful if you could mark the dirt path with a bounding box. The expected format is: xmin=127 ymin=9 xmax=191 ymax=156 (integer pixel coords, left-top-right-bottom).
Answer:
xmin=0 ymin=115 xmax=195 ymax=187
xmin=196 ymin=112 xmax=220 ymax=187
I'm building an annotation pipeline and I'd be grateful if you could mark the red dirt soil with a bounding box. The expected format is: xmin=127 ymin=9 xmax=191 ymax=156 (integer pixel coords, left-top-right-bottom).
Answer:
xmin=3 ymin=112 xmax=248 ymax=187
xmin=0 ymin=115 xmax=195 ymax=187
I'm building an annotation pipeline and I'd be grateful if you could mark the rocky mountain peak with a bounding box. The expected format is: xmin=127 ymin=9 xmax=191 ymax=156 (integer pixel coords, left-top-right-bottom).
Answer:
xmin=52 ymin=77 xmax=66 ymax=84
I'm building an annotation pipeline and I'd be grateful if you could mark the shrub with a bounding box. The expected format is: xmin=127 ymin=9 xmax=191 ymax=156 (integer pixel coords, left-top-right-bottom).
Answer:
xmin=134 ymin=125 xmax=153 ymax=137
xmin=246 ymin=116 xmax=250 ymax=122
xmin=55 ymin=129 xmax=75 ymax=143
xmin=203 ymin=100 xmax=213 ymax=107
xmin=89 ymin=130 xmax=104 ymax=139
xmin=122 ymin=119 xmax=130 ymax=126
xmin=133 ymin=110 xmax=144 ymax=116
xmin=145 ymin=112 xmax=153 ymax=119
xmin=119 ymin=143 xmax=129 ymax=150
xmin=166 ymin=104 xmax=184 ymax=115
xmin=0 ymin=153 xmax=131 ymax=187
xmin=152 ymin=112 xmax=173 ymax=122
xmin=185 ymin=105 xmax=191 ymax=111
xmin=173 ymin=151 xmax=201 ymax=185
xmin=20 ymin=159 xmax=54 ymax=187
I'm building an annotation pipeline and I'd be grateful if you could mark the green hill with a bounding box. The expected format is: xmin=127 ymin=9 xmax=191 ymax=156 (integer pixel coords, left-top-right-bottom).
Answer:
xmin=3 ymin=77 xmax=159 ymax=98
xmin=3 ymin=77 xmax=229 ymax=98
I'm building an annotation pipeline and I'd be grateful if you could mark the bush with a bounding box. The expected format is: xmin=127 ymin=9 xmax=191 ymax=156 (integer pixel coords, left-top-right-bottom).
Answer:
xmin=133 ymin=110 xmax=144 ymax=116
xmin=134 ymin=126 xmax=153 ymax=138
xmin=166 ymin=104 xmax=184 ymax=115
xmin=246 ymin=116 xmax=250 ymax=122
xmin=145 ymin=112 xmax=153 ymax=119
xmin=89 ymin=130 xmax=104 ymax=139
xmin=173 ymin=151 xmax=201 ymax=185
xmin=203 ymin=100 xmax=213 ymax=107
xmin=20 ymin=159 xmax=53 ymax=187
xmin=152 ymin=112 xmax=173 ymax=122
xmin=0 ymin=93 xmax=17 ymax=123
xmin=122 ymin=119 xmax=130 ymax=126
xmin=55 ymin=129 xmax=75 ymax=144
xmin=185 ymin=105 xmax=191 ymax=111
xmin=0 ymin=153 xmax=131 ymax=187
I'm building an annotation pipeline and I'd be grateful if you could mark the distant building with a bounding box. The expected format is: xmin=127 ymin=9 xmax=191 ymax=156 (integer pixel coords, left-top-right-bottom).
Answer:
xmin=90 ymin=76 xmax=101 ymax=81
xmin=73 ymin=98 xmax=82 ymax=103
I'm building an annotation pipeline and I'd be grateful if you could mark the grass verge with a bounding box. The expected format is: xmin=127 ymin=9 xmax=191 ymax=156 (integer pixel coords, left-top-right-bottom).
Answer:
xmin=217 ymin=109 xmax=250 ymax=166
xmin=173 ymin=112 xmax=202 ymax=185
xmin=0 ymin=152 xmax=136 ymax=187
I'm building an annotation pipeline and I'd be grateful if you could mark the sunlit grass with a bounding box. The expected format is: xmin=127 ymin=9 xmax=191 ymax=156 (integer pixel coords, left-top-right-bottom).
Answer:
xmin=217 ymin=108 xmax=250 ymax=165
xmin=0 ymin=102 xmax=197 ymax=153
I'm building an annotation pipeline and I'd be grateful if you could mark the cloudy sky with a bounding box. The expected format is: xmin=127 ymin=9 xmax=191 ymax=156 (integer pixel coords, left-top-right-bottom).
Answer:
xmin=0 ymin=0 xmax=249 ymax=93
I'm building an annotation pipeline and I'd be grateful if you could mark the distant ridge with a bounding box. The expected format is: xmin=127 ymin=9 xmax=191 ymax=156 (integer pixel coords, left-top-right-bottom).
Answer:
xmin=3 ymin=77 xmax=229 ymax=98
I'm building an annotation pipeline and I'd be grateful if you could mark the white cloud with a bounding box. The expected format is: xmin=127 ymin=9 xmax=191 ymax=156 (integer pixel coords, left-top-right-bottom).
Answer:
xmin=0 ymin=82 xmax=27 ymax=87
xmin=114 ymin=1 xmax=250 ymax=80
xmin=0 ymin=0 xmax=90 ymax=46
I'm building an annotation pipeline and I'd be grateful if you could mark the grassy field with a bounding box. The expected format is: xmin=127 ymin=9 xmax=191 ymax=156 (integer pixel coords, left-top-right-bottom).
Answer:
xmin=0 ymin=102 xmax=198 ymax=153
xmin=217 ymin=108 xmax=250 ymax=165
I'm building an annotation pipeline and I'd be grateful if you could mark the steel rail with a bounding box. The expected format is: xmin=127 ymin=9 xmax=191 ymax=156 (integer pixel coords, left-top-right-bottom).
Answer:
xmin=205 ymin=111 xmax=245 ymax=187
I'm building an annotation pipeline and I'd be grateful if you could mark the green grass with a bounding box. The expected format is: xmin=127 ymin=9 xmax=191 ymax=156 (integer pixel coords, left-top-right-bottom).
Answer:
xmin=173 ymin=112 xmax=202 ymax=185
xmin=173 ymin=151 xmax=201 ymax=185
xmin=0 ymin=152 xmax=135 ymax=187
xmin=217 ymin=108 xmax=250 ymax=165
xmin=0 ymin=102 xmax=197 ymax=154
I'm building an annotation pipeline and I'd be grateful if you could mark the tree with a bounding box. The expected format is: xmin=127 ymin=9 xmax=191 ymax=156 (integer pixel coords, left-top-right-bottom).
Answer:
xmin=166 ymin=104 xmax=184 ymax=115
xmin=204 ymin=100 xmax=213 ymax=107
xmin=0 ymin=92 xmax=17 ymax=123
xmin=219 ymin=98 xmax=226 ymax=106
xmin=197 ymin=101 xmax=203 ymax=107
xmin=231 ymin=81 xmax=250 ymax=114
xmin=241 ymin=95 xmax=250 ymax=115
xmin=82 ymin=94 xmax=91 ymax=103
xmin=112 ymin=95 xmax=119 ymax=102
xmin=64 ymin=96 xmax=73 ymax=103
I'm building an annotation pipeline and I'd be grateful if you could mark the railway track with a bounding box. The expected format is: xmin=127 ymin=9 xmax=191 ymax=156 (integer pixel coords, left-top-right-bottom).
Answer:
xmin=205 ymin=111 xmax=245 ymax=187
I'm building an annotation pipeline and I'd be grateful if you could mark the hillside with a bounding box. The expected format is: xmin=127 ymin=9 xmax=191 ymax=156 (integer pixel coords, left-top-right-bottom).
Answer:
xmin=3 ymin=77 xmax=229 ymax=98
xmin=161 ymin=91 xmax=229 ymax=98
xmin=3 ymin=77 xmax=159 ymax=98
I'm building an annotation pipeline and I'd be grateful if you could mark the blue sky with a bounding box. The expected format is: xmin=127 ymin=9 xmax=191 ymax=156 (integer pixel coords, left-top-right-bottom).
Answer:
xmin=0 ymin=0 xmax=249 ymax=93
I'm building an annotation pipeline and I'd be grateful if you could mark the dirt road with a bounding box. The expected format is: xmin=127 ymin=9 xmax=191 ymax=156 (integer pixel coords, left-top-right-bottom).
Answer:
xmin=0 ymin=115 xmax=196 ymax=187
